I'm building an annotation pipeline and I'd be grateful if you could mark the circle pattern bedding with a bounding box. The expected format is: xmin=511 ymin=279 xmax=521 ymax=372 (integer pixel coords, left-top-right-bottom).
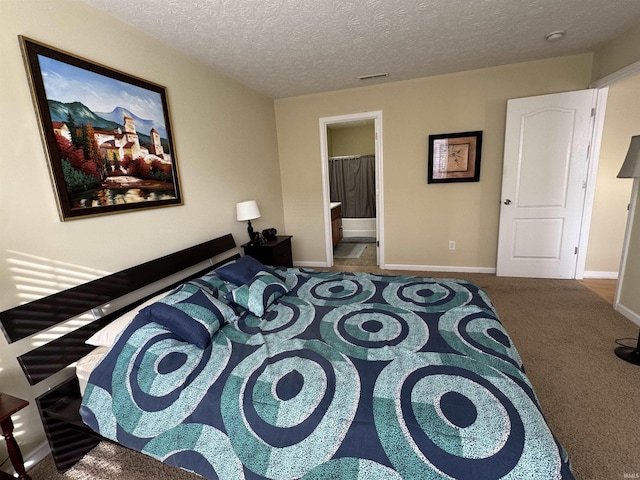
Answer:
xmin=80 ymin=270 xmax=574 ymax=480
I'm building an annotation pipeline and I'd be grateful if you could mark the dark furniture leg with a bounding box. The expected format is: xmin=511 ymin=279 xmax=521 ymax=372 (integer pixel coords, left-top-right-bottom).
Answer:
xmin=0 ymin=393 xmax=32 ymax=480
xmin=1 ymin=417 xmax=31 ymax=480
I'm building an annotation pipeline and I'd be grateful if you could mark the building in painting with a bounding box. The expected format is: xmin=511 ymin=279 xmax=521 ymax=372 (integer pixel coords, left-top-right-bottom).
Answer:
xmin=149 ymin=128 xmax=164 ymax=157
xmin=52 ymin=121 xmax=72 ymax=142
xmin=94 ymin=115 xmax=171 ymax=165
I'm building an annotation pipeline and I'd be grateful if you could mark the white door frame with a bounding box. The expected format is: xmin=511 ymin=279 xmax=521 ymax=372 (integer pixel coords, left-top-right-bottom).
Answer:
xmin=319 ymin=111 xmax=384 ymax=268
xmin=575 ymin=87 xmax=608 ymax=279
xmin=590 ymin=60 xmax=640 ymax=321
xmin=576 ymin=59 xmax=640 ymax=279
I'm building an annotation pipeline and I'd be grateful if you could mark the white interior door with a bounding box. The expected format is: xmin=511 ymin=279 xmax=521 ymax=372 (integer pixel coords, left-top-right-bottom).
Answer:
xmin=496 ymin=90 xmax=597 ymax=278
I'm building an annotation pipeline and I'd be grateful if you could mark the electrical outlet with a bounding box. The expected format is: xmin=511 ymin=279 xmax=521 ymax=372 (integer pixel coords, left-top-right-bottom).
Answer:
xmin=449 ymin=240 xmax=456 ymax=250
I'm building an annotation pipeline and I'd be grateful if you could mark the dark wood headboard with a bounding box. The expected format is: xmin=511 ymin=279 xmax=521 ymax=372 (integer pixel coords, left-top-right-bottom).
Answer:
xmin=1 ymin=234 xmax=239 ymax=385
xmin=0 ymin=234 xmax=240 ymax=473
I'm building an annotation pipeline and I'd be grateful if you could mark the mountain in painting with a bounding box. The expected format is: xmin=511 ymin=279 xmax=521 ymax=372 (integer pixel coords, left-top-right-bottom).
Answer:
xmin=96 ymin=106 xmax=167 ymax=139
xmin=47 ymin=100 xmax=121 ymax=131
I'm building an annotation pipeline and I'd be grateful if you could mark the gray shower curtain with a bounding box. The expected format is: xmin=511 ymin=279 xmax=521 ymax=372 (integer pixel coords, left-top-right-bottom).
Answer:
xmin=329 ymin=154 xmax=376 ymax=218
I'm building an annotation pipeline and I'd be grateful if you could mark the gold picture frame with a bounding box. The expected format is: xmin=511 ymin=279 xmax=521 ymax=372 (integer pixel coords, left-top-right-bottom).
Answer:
xmin=20 ymin=36 xmax=182 ymax=220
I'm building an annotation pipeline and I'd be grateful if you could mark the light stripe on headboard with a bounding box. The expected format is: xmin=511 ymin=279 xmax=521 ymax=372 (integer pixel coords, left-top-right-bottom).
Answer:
xmin=0 ymin=234 xmax=236 ymax=343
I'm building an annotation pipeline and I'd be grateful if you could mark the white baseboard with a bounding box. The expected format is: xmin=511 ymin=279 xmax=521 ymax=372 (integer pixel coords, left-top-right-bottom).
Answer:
xmin=293 ymin=260 xmax=496 ymax=275
xmin=614 ymin=302 xmax=640 ymax=327
xmin=22 ymin=440 xmax=50 ymax=474
xmin=384 ymin=264 xmax=496 ymax=274
xmin=583 ymin=270 xmax=618 ymax=279
xmin=293 ymin=261 xmax=328 ymax=268
xmin=288 ymin=262 xmax=617 ymax=278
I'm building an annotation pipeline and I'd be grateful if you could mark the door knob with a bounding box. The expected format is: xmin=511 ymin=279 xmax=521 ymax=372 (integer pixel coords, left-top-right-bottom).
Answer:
xmin=503 ymin=199 xmax=512 ymax=205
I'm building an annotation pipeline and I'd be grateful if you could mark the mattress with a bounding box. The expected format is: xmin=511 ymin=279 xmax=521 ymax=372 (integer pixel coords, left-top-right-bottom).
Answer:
xmin=76 ymin=346 xmax=109 ymax=396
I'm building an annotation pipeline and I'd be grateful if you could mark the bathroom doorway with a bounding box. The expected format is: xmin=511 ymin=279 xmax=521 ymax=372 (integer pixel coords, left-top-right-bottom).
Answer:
xmin=320 ymin=111 xmax=384 ymax=268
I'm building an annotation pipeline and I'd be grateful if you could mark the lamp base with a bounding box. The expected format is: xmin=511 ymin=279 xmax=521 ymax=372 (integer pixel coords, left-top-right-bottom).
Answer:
xmin=247 ymin=220 xmax=255 ymax=244
xmin=615 ymin=330 xmax=640 ymax=365
xmin=614 ymin=346 xmax=640 ymax=365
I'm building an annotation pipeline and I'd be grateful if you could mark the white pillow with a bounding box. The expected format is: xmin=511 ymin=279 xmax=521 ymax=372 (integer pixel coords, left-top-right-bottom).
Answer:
xmin=85 ymin=292 xmax=167 ymax=347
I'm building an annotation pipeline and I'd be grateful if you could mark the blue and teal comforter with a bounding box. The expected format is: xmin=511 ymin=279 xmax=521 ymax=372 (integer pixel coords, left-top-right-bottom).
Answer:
xmin=80 ymin=268 xmax=574 ymax=479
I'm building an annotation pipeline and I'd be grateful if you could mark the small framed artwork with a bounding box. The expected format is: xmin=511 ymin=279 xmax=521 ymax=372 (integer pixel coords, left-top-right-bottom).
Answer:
xmin=19 ymin=36 xmax=182 ymax=220
xmin=428 ymin=131 xmax=483 ymax=183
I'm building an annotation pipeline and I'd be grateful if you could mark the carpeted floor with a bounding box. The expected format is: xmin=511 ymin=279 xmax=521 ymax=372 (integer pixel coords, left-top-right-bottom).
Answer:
xmin=25 ymin=270 xmax=640 ymax=480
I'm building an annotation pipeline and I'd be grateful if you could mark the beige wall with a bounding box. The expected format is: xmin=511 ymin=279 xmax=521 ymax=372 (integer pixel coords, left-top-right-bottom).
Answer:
xmin=591 ymin=21 xmax=640 ymax=83
xmin=586 ymin=75 xmax=639 ymax=273
xmin=591 ymin=19 xmax=640 ymax=322
xmin=276 ymin=55 xmax=593 ymax=268
xmin=618 ymin=182 xmax=640 ymax=319
xmin=0 ymin=0 xmax=282 ymax=467
xmin=329 ymin=124 xmax=375 ymax=156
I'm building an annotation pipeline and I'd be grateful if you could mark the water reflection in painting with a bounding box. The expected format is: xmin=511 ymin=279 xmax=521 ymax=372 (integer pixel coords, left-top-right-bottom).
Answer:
xmin=72 ymin=187 xmax=176 ymax=208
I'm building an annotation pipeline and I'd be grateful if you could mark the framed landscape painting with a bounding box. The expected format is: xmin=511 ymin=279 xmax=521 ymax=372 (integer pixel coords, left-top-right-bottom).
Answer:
xmin=20 ymin=36 xmax=182 ymax=220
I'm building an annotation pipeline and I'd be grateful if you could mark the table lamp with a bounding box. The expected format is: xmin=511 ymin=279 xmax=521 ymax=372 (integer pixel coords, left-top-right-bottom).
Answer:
xmin=236 ymin=200 xmax=261 ymax=245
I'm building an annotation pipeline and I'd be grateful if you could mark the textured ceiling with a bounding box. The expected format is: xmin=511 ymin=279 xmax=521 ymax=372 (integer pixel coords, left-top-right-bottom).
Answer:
xmin=80 ymin=0 xmax=640 ymax=99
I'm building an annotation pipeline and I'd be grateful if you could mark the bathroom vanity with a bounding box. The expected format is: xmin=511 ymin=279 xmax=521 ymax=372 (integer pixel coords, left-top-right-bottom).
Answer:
xmin=330 ymin=202 xmax=342 ymax=247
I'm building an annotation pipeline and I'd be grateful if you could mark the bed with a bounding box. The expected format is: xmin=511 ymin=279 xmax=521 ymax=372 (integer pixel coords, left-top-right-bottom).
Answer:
xmin=0 ymin=234 xmax=574 ymax=479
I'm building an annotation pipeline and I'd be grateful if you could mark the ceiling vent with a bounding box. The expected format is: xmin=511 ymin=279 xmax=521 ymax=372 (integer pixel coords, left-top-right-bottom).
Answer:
xmin=359 ymin=73 xmax=389 ymax=80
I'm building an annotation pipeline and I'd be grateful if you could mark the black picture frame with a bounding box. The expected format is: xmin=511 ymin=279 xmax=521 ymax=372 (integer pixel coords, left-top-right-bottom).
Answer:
xmin=428 ymin=131 xmax=483 ymax=183
xmin=20 ymin=36 xmax=182 ymax=220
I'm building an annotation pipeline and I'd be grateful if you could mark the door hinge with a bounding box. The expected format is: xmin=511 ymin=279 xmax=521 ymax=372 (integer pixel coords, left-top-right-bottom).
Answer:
xmin=574 ymin=246 xmax=578 ymax=255
xmin=591 ymin=107 xmax=596 ymax=117
xmin=377 ymin=241 xmax=380 ymax=247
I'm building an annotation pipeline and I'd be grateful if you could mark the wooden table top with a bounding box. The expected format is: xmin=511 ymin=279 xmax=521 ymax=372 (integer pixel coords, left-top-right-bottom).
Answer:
xmin=0 ymin=393 xmax=29 ymax=423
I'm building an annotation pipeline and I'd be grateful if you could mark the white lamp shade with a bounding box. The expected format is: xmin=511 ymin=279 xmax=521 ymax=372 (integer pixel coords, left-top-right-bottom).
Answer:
xmin=236 ymin=200 xmax=261 ymax=221
xmin=617 ymin=135 xmax=640 ymax=178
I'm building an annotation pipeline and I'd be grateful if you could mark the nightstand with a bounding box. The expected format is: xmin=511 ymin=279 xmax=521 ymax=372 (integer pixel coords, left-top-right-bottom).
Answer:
xmin=0 ymin=393 xmax=32 ymax=480
xmin=242 ymin=235 xmax=293 ymax=268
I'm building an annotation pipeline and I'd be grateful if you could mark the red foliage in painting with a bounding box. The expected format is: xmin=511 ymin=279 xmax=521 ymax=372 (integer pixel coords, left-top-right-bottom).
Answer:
xmin=120 ymin=155 xmax=134 ymax=175
xmin=152 ymin=159 xmax=171 ymax=175
xmin=135 ymin=157 xmax=151 ymax=178
xmin=56 ymin=134 xmax=85 ymax=169
xmin=80 ymin=160 xmax=99 ymax=178
xmin=85 ymin=122 xmax=107 ymax=180
xmin=55 ymin=134 xmax=101 ymax=181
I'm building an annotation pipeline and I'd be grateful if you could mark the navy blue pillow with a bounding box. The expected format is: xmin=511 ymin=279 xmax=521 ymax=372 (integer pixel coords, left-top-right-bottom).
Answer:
xmin=141 ymin=283 xmax=237 ymax=348
xmin=215 ymin=255 xmax=273 ymax=285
